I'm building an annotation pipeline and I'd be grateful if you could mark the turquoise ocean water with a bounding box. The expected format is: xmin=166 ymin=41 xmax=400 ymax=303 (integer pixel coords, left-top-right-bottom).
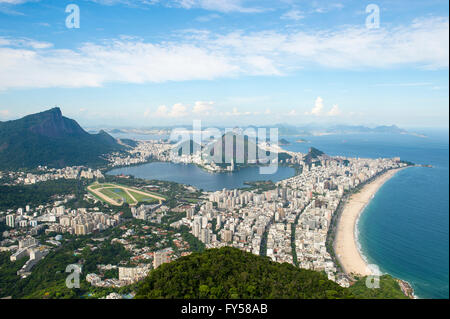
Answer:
xmin=282 ymin=130 xmax=449 ymax=299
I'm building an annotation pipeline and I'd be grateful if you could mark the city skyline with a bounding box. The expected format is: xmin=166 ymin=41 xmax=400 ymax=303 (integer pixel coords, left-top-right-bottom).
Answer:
xmin=0 ymin=0 xmax=448 ymax=128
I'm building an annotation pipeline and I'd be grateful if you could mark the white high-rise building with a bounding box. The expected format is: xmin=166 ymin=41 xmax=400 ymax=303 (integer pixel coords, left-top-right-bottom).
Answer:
xmin=6 ymin=214 xmax=15 ymax=228
xmin=193 ymin=222 xmax=201 ymax=237
xmin=200 ymin=228 xmax=210 ymax=244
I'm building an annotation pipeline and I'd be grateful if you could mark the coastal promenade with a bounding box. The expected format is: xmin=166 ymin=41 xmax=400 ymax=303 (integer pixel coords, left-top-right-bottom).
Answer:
xmin=334 ymin=168 xmax=405 ymax=277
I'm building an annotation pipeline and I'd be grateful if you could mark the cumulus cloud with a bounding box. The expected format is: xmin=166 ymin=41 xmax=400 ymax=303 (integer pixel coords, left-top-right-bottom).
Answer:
xmin=152 ymin=104 xmax=188 ymax=118
xmin=168 ymin=103 xmax=188 ymax=117
xmin=306 ymin=97 xmax=324 ymax=116
xmin=192 ymin=101 xmax=214 ymax=114
xmin=0 ymin=16 xmax=447 ymax=90
xmin=154 ymin=105 xmax=169 ymax=117
xmin=306 ymin=98 xmax=342 ymax=117
xmin=148 ymin=101 xmax=212 ymax=118
xmin=327 ymin=104 xmax=341 ymax=116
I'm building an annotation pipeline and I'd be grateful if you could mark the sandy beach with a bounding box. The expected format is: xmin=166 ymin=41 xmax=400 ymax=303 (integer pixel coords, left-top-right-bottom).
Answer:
xmin=334 ymin=168 xmax=404 ymax=277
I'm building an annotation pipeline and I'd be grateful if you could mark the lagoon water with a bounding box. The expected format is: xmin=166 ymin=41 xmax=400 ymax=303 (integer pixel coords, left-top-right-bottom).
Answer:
xmin=107 ymin=162 xmax=296 ymax=192
xmin=110 ymin=130 xmax=449 ymax=298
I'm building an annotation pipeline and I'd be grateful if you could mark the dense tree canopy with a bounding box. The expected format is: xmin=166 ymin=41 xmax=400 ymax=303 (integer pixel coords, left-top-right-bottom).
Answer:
xmin=138 ymin=247 xmax=335 ymax=299
xmin=136 ymin=247 xmax=407 ymax=299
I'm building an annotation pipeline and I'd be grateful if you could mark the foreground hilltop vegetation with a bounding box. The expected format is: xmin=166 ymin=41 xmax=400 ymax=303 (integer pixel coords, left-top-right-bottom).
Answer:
xmin=135 ymin=247 xmax=407 ymax=299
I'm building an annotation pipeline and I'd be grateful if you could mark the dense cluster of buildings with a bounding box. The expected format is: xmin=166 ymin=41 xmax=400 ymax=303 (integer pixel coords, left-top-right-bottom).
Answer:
xmin=1 ymin=166 xmax=104 ymax=185
xmin=85 ymin=248 xmax=173 ymax=288
xmin=86 ymin=264 xmax=151 ymax=288
xmin=0 ymin=196 xmax=122 ymax=280
xmin=2 ymin=204 xmax=121 ymax=236
xmin=107 ymin=141 xmax=172 ymax=167
xmin=0 ymin=236 xmax=50 ymax=278
xmin=131 ymin=203 xmax=167 ymax=223
xmin=171 ymin=154 xmax=405 ymax=287
xmin=46 ymin=208 xmax=122 ymax=235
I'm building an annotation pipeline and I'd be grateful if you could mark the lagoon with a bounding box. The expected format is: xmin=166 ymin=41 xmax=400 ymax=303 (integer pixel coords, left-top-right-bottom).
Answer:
xmin=106 ymin=162 xmax=296 ymax=192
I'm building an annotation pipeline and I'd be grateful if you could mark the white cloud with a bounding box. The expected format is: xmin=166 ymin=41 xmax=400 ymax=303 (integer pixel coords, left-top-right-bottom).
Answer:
xmin=168 ymin=103 xmax=188 ymax=117
xmin=0 ymin=39 xmax=238 ymax=90
xmin=89 ymin=0 xmax=263 ymax=13
xmin=150 ymin=103 xmax=190 ymax=118
xmin=281 ymin=17 xmax=449 ymax=70
xmin=0 ymin=37 xmax=52 ymax=49
xmin=89 ymin=0 xmax=159 ymax=6
xmin=0 ymin=17 xmax=447 ymax=90
xmin=143 ymin=108 xmax=152 ymax=118
xmin=154 ymin=105 xmax=168 ymax=117
xmin=0 ymin=0 xmax=33 ymax=3
xmin=192 ymin=101 xmax=214 ymax=114
xmin=172 ymin=0 xmax=263 ymax=13
xmin=0 ymin=109 xmax=10 ymax=117
xmin=154 ymin=105 xmax=169 ymax=117
xmin=327 ymin=104 xmax=341 ymax=116
xmin=306 ymin=96 xmax=324 ymax=116
xmin=281 ymin=9 xmax=304 ymax=21
xmin=195 ymin=13 xmax=221 ymax=22
xmin=242 ymin=55 xmax=281 ymax=75
xmin=312 ymin=3 xmax=344 ymax=14
xmin=222 ymin=107 xmax=252 ymax=116
xmin=0 ymin=0 xmax=39 ymax=13
xmin=306 ymin=99 xmax=342 ymax=117
xmin=208 ymin=16 xmax=448 ymax=71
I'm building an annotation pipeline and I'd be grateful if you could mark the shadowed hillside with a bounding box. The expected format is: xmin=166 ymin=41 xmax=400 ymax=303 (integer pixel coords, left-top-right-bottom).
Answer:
xmin=0 ymin=108 xmax=124 ymax=169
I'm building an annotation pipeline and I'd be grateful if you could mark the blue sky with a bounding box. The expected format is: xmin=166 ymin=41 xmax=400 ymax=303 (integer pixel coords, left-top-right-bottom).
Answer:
xmin=0 ymin=0 xmax=448 ymax=128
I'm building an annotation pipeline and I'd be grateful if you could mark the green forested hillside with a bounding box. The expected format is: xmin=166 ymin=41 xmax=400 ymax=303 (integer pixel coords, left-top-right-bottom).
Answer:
xmin=0 ymin=246 xmax=407 ymax=299
xmin=135 ymin=247 xmax=407 ymax=299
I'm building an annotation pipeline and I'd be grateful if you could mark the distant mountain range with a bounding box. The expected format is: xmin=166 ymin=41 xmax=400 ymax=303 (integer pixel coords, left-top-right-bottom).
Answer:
xmin=261 ymin=123 xmax=410 ymax=136
xmin=0 ymin=108 xmax=124 ymax=170
xmin=99 ymin=123 xmax=419 ymax=138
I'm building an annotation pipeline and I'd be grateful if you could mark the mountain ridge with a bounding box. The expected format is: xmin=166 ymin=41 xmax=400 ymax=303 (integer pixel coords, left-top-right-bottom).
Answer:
xmin=0 ymin=107 xmax=124 ymax=170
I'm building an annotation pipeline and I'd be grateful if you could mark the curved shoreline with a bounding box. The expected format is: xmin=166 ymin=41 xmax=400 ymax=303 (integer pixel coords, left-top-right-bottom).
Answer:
xmin=334 ymin=167 xmax=405 ymax=277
